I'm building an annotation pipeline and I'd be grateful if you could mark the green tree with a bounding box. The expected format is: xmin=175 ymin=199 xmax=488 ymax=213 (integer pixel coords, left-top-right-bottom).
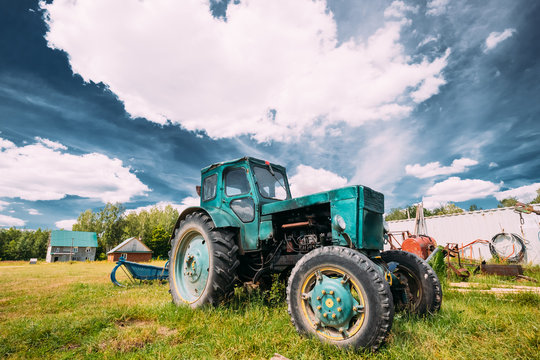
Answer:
xmin=431 ymin=203 xmax=464 ymax=216
xmin=530 ymin=188 xmax=540 ymax=204
xmin=469 ymin=204 xmax=480 ymax=211
xmin=497 ymin=197 xmax=518 ymax=208
xmin=147 ymin=226 xmax=170 ymax=259
xmin=122 ymin=205 xmax=178 ymax=253
xmin=72 ymin=203 xmax=126 ymax=257
xmin=385 ymin=208 xmax=408 ymax=221
xmin=72 ymin=209 xmax=100 ymax=233
xmin=385 ymin=204 xmax=434 ymax=221
xmin=98 ymin=203 xmax=126 ymax=251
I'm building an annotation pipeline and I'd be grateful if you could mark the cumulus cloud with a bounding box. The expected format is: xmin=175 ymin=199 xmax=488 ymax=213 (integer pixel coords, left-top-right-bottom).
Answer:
xmin=489 ymin=162 xmax=498 ymax=168
xmin=405 ymin=158 xmax=478 ymax=179
xmin=0 ymin=214 xmax=26 ymax=227
xmin=422 ymin=177 xmax=500 ymax=209
xmin=0 ymin=200 xmax=8 ymax=211
xmin=495 ymin=183 xmax=540 ymax=203
xmin=0 ymin=137 xmax=149 ymax=202
xmin=55 ymin=218 xmax=77 ymax=230
xmin=384 ymin=1 xmax=418 ymax=18
xmin=41 ymin=0 xmax=450 ymax=142
xmin=484 ymin=28 xmax=516 ymax=52
xmin=289 ymin=165 xmax=348 ymax=197
xmin=0 ymin=138 xmax=15 ymax=149
xmin=35 ymin=137 xmax=66 ymax=150
xmin=426 ymin=0 xmax=450 ymax=16
xmin=125 ymin=197 xmax=200 ymax=215
xmin=28 ymin=209 xmax=41 ymax=216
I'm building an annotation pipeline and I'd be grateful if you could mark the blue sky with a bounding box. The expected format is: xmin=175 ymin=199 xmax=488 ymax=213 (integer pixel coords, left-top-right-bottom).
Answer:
xmin=1 ymin=0 xmax=539 ymax=229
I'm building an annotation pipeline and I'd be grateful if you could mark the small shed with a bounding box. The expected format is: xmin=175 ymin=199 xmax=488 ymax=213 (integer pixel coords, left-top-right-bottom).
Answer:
xmin=46 ymin=230 xmax=98 ymax=262
xmin=107 ymin=237 xmax=153 ymax=262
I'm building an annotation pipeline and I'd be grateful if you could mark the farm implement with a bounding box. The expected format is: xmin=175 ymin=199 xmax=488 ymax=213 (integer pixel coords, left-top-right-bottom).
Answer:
xmin=110 ymin=256 xmax=169 ymax=286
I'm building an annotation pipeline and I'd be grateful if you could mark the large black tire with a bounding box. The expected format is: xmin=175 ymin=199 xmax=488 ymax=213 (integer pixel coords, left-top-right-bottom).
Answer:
xmin=169 ymin=212 xmax=239 ymax=308
xmin=287 ymin=246 xmax=394 ymax=351
xmin=381 ymin=250 xmax=442 ymax=316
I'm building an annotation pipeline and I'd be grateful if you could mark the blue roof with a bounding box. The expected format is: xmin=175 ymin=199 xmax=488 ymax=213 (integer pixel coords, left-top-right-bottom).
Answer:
xmin=50 ymin=230 xmax=98 ymax=247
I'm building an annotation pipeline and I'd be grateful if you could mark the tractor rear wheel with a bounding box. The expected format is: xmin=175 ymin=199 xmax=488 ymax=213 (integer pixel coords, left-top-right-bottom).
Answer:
xmin=169 ymin=212 xmax=239 ymax=308
xmin=287 ymin=246 xmax=394 ymax=351
xmin=381 ymin=250 xmax=442 ymax=315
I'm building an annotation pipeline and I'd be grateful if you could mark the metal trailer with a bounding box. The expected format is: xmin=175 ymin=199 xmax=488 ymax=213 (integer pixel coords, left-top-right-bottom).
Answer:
xmin=110 ymin=256 xmax=169 ymax=286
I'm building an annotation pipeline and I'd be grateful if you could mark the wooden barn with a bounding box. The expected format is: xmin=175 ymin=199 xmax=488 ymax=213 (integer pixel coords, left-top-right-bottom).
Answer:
xmin=46 ymin=230 xmax=98 ymax=262
xmin=107 ymin=237 xmax=153 ymax=262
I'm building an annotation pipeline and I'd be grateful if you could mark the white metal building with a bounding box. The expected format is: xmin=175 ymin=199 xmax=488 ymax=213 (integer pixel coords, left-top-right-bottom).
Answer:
xmin=387 ymin=205 xmax=540 ymax=265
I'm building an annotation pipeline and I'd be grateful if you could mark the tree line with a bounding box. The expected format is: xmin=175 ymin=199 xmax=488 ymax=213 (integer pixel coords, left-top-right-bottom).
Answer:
xmin=2 ymin=188 xmax=539 ymax=260
xmin=0 ymin=203 xmax=179 ymax=261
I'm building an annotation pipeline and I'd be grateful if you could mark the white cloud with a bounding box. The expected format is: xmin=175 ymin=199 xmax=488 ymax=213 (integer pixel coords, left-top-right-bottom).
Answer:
xmin=350 ymin=124 xmax=415 ymax=197
xmin=289 ymin=165 xmax=348 ymax=197
xmin=125 ymin=197 xmax=200 ymax=215
xmin=35 ymin=137 xmax=67 ymax=150
xmin=0 ymin=138 xmax=15 ymax=149
xmin=484 ymin=28 xmax=516 ymax=52
xmin=55 ymin=218 xmax=77 ymax=230
xmin=0 ymin=137 xmax=149 ymax=202
xmin=418 ymin=36 xmax=438 ymax=48
xmin=489 ymin=162 xmax=498 ymax=168
xmin=41 ymin=0 xmax=450 ymax=142
xmin=0 ymin=214 xmax=26 ymax=227
xmin=405 ymin=158 xmax=478 ymax=179
xmin=28 ymin=209 xmax=41 ymax=216
xmin=384 ymin=1 xmax=418 ymax=18
xmin=495 ymin=183 xmax=540 ymax=203
xmin=0 ymin=200 xmax=8 ymax=211
xmin=426 ymin=0 xmax=450 ymax=16
xmin=423 ymin=177 xmax=500 ymax=209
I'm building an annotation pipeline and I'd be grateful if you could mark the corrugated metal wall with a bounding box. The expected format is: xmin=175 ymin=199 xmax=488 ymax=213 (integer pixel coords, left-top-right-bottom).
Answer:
xmin=387 ymin=206 xmax=540 ymax=264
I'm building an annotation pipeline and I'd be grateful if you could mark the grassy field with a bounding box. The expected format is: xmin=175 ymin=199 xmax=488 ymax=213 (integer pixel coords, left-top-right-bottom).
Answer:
xmin=0 ymin=261 xmax=539 ymax=360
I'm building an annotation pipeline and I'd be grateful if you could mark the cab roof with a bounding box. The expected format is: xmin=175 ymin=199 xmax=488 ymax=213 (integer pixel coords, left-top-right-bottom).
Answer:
xmin=201 ymin=157 xmax=287 ymax=175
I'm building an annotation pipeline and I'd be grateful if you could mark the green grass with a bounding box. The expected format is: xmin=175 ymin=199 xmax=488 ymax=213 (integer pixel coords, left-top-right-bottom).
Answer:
xmin=0 ymin=261 xmax=539 ymax=359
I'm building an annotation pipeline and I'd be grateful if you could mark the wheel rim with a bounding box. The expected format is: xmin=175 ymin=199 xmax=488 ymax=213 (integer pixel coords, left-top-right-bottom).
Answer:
xmin=300 ymin=267 xmax=366 ymax=340
xmin=391 ymin=263 xmax=422 ymax=312
xmin=173 ymin=230 xmax=210 ymax=303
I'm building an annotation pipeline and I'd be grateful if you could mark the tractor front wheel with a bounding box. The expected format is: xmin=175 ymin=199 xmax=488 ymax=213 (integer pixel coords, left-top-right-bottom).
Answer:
xmin=381 ymin=250 xmax=442 ymax=315
xmin=169 ymin=212 xmax=239 ymax=308
xmin=287 ymin=246 xmax=394 ymax=351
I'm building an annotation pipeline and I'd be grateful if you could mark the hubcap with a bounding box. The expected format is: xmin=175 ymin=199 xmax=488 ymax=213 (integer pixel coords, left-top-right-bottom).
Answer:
xmin=309 ymin=274 xmax=360 ymax=329
xmin=300 ymin=268 xmax=366 ymax=340
xmin=174 ymin=231 xmax=210 ymax=302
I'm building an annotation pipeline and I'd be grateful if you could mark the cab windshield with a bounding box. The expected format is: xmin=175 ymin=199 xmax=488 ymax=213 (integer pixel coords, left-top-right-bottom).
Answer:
xmin=253 ymin=166 xmax=289 ymax=200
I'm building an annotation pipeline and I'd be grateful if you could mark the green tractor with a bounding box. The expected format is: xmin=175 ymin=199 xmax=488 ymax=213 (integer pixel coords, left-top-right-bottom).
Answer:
xmin=169 ymin=157 xmax=442 ymax=351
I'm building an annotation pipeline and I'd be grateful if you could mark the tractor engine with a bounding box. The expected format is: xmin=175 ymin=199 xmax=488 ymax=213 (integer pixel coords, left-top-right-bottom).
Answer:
xmin=277 ymin=204 xmax=333 ymax=254
xmin=282 ymin=223 xmax=331 ymax=253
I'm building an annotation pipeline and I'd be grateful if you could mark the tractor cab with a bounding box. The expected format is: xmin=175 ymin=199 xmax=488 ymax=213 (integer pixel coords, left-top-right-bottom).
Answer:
xmin=196 ymin=157 xmax=291 ymax=251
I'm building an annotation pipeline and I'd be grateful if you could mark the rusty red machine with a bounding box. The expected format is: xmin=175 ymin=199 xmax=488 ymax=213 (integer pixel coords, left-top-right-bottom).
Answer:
xmin=386 ymin=203 xmax=437 ymax=260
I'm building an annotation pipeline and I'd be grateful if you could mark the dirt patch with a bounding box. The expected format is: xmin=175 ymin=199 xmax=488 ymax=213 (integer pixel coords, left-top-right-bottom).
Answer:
xmin=98 ymin=319 xmax=178 ymax=352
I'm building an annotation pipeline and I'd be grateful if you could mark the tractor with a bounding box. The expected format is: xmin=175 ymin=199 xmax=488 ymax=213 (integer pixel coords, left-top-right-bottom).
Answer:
xmin=168 ymin=157 xmax=442 ymax=351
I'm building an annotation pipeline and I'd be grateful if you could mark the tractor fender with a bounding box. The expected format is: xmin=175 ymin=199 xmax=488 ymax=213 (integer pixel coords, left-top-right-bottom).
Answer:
xmin=170 ymin=206 xmax=240 ymax=241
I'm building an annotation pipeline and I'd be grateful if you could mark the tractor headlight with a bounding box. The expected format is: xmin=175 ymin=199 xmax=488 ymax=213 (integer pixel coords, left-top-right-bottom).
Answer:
xmin=383 ymin=220 xmax=389 ymax=234
xmin=333 ymin=215 xmax=346 ymax=232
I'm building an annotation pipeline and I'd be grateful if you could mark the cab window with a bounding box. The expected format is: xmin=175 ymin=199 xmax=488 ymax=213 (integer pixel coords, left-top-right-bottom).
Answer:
xmin=225 ymin=168 xmax=250 ymax=196
xmin=253 ymin=166 xmax=288 ymax=200
xmin=230 ymin=198 xmax=255 ymax=222
xmin=202 ymin=174 xmax=217 ymax=201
